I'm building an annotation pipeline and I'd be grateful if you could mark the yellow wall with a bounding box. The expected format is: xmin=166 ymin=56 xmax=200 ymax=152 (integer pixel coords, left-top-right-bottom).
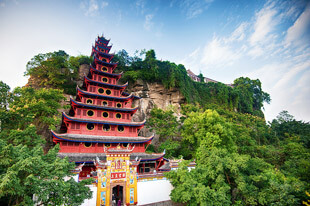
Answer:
xmin=96 ymin=154 xmax=137 ymax=206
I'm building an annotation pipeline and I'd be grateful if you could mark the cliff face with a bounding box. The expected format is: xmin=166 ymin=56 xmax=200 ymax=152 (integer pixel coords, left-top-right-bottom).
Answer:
xmin=128 ymin=79 xmax=185 ymax=120
xmin=127 ymin=79 xmax=185 ymax=144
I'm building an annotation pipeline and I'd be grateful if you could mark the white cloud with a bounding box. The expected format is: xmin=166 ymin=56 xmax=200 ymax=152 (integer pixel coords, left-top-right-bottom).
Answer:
xmin=80 ymin=0 xmax=99 ymax=17
xmin=101 ymin=1 xmax=108 ymax=9
xmin=285 ymin=5 xmax=310 ymax=49
xmin=249 ymin=2 xmax=278 ymax=46
xmin=144 ymin=14 xmax=153 ymax=31
xmin=180 ymin=0 xmax=214 ymax=19
xmin=200 ymin=37 xmax=241 ymax=68
xmin=224 ymin=23 xmax=247 ymax=43
xmin=136 ymin=0 xmax=146 ymax=15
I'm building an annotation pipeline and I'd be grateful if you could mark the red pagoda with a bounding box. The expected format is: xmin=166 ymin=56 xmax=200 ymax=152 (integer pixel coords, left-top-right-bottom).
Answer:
xmin=52 ymin=36 xmax=167 ymax=206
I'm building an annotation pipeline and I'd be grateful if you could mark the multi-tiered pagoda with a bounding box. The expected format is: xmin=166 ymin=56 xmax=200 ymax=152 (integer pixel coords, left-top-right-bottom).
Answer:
xmin=52 ymin=36 xmax=167 ymax=206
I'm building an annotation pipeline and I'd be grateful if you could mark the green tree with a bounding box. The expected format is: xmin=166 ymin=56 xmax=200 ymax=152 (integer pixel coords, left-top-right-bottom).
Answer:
xmin=0 ymin=81 xmax=92 ymax=205
xmin=234 ymin=77 xmax=270 ymax=117
xmin=24 ymin=51 xmax=90 ymax=95
xmin=0 ymin=140 xmax=92 ymax=205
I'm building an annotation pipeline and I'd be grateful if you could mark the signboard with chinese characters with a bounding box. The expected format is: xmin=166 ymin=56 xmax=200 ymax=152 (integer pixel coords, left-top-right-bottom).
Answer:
xmin=111 ymin=172 xmax=126 ymax=179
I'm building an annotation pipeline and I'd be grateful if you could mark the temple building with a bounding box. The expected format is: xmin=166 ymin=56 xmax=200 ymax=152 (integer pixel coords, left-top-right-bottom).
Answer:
xmin=52 ymin=36 xmax=170 ymax=206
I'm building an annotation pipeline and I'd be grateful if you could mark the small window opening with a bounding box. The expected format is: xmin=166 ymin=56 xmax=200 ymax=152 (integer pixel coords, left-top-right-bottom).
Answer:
xmin=86 ymin=99 xmax=93 ymax=104
xmin=87 ymin=123 xmax=95 ymax=130
xmin=103 ymin=124 xmax=110 ymax=131
xmin=106 ymin=89 xmax=111 ymax=95
xmin=116 ymin=113 xmax=122 ymax=119
xmin=87 ymin=110 xmax=94 ymax=116
xmin=102 ymin=112 xmax=109 ymax=118
xmin=98 ymin=88 xmax=104 ymax=94
xmin=118 ymin=125 xmax=124 ymax=132
xmin=84 ymin=142 xmax=92 ymax=148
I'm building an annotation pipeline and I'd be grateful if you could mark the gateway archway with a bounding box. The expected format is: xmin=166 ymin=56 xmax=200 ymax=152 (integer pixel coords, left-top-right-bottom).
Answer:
xmin=112 ymin=185 xmax=124 ymax=206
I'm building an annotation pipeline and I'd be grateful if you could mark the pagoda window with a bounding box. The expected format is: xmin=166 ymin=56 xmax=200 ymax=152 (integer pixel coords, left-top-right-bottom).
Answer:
xmin=108 ymin=102 xmax=112 ymax=106
xmin=98 ymin=143 xmax=103 ymax=147
xmin=86 ymin=99 xmax=93 ymax=104
xmin=122 ymin=143 xmax=128 ymax=148
xmin=105 ymin=143 xmax=110 ymax=147
xmin=117 ymin=125 xmax=124 ymax=132
xmin=116 ymin=113 xmax=122 ymax=119
xmin=77 ymin=109 xmax=81 ymax=115
xmin=84 ymin=142 xmax=92 ymax=148
xmin=102 ymin=77 xmax=108 ymax=83
xmin=76 ymin=123 xmax=80 ymax=129
xmin=111 ymin=125 xmax=115 ymax=131
xmin=97 ymin=100 xmax=102 ymax=105
xmin=101 ymin=66 xmax=108 ymax=72
xmin=83 ymin=110 xmax=87 ymax=116
xmin=122 ymin=114 xmax=125 ymax=119
xmin=102 ymin=112 xmax=109 ymax=118
xmin=68 ymin=142 xmax=74 ymax=146
xmin=116 ymin=103 xmax=122 ymax=108
xmin=97 ymin=111 xmax=101 ymax=117
xmin=86 ymin=123 xmax=95 ymax=130
xmin=87 ymin=110 xmax=94 ymax=117
xmin=98 ymin=88 xmax=104 ymax=94
xmin=129 ymin=127 xmax=132 ymax=132
xmin=71 ymin=123 xmax=76 ymax=129
xmin=103 ymin=124 xmax=110 ymax=131
xmin=109 ymin=79 xmax=112 ymax=84
xmin=102 ymin=101 xmax=108 ymax=106
xmin=127 ymin=114 xmax=130 ymax=119
xmin=109 ymin=112 xmax=113 ymax=118
xmin=106 ymin=89 xmax=112 ymax=95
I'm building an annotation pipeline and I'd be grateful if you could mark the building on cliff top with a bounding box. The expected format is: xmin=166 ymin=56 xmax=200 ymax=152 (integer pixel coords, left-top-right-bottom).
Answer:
xmin=52 ymin=36 xmax=174 ymax=206
xmin=186 ymin=69 xmax=234 ymax=87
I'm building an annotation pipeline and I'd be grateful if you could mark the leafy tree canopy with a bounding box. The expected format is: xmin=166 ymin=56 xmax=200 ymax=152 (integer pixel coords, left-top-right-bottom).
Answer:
xmin=0 ymin=82 xmax=92 ymax=206
xmin=25 ymin=51 xmax=92 ymax=94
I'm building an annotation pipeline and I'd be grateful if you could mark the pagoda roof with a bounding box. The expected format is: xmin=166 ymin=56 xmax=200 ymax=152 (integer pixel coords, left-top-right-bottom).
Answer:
xmin=95 ymin=43 xmax=112 ymax=52
xmin=52 ymin=131 xmax=153 ymax=143
xmin=84 ymin=76 xmax=128 ymax=89
xmin=70 ymin=98 xmax=138 ymax=113
xmin=97 ymin=36 xmax=110 ymax=45
xmin=90 ymin=65 xmax=123 ymax=77
xmin=92 ymin=46 xmax=114 ymax=59
xmin=62 ymin=112 xmax=146 ymax=126
xmin=94 ymin=56 xmax=117 ymax=67
xmin=77 ymin=86 xmax=139 ymax=101
xmin=58 ymin=152 xmax=165 ymax=163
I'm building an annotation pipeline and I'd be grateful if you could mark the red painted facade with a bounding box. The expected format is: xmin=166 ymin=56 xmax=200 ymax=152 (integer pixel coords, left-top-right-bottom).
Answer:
xmin=52 ymin=36 xmax=166 ymax=178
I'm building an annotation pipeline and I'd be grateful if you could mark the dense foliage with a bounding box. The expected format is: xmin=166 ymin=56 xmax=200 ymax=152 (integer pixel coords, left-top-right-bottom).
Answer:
xmin=25 ymin=50 xmax=92 ymax=95
xmin=148 ymin=105 xmax=310 ymax=205
xmin=113 ymin=49 xmax=270 ymax=118
xmin=0 ymin=81 xmax=92 ymax=205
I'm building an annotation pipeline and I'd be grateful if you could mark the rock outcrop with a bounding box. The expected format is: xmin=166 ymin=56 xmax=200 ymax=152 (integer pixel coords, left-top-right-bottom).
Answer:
xmin=126 ymin=79 xmax=185 ymax=145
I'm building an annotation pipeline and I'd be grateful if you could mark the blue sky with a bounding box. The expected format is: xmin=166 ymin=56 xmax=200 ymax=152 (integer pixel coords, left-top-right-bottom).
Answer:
xmin=0 ymin=0 xmax=309 ymax=122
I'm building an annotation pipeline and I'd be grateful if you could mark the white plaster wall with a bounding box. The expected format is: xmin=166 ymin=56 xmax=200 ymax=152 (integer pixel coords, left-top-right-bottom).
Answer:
xmin=80 ymin=185 xmax=97 ymax=206
xmin=137 ymin=179 xmax=173 ymax=205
